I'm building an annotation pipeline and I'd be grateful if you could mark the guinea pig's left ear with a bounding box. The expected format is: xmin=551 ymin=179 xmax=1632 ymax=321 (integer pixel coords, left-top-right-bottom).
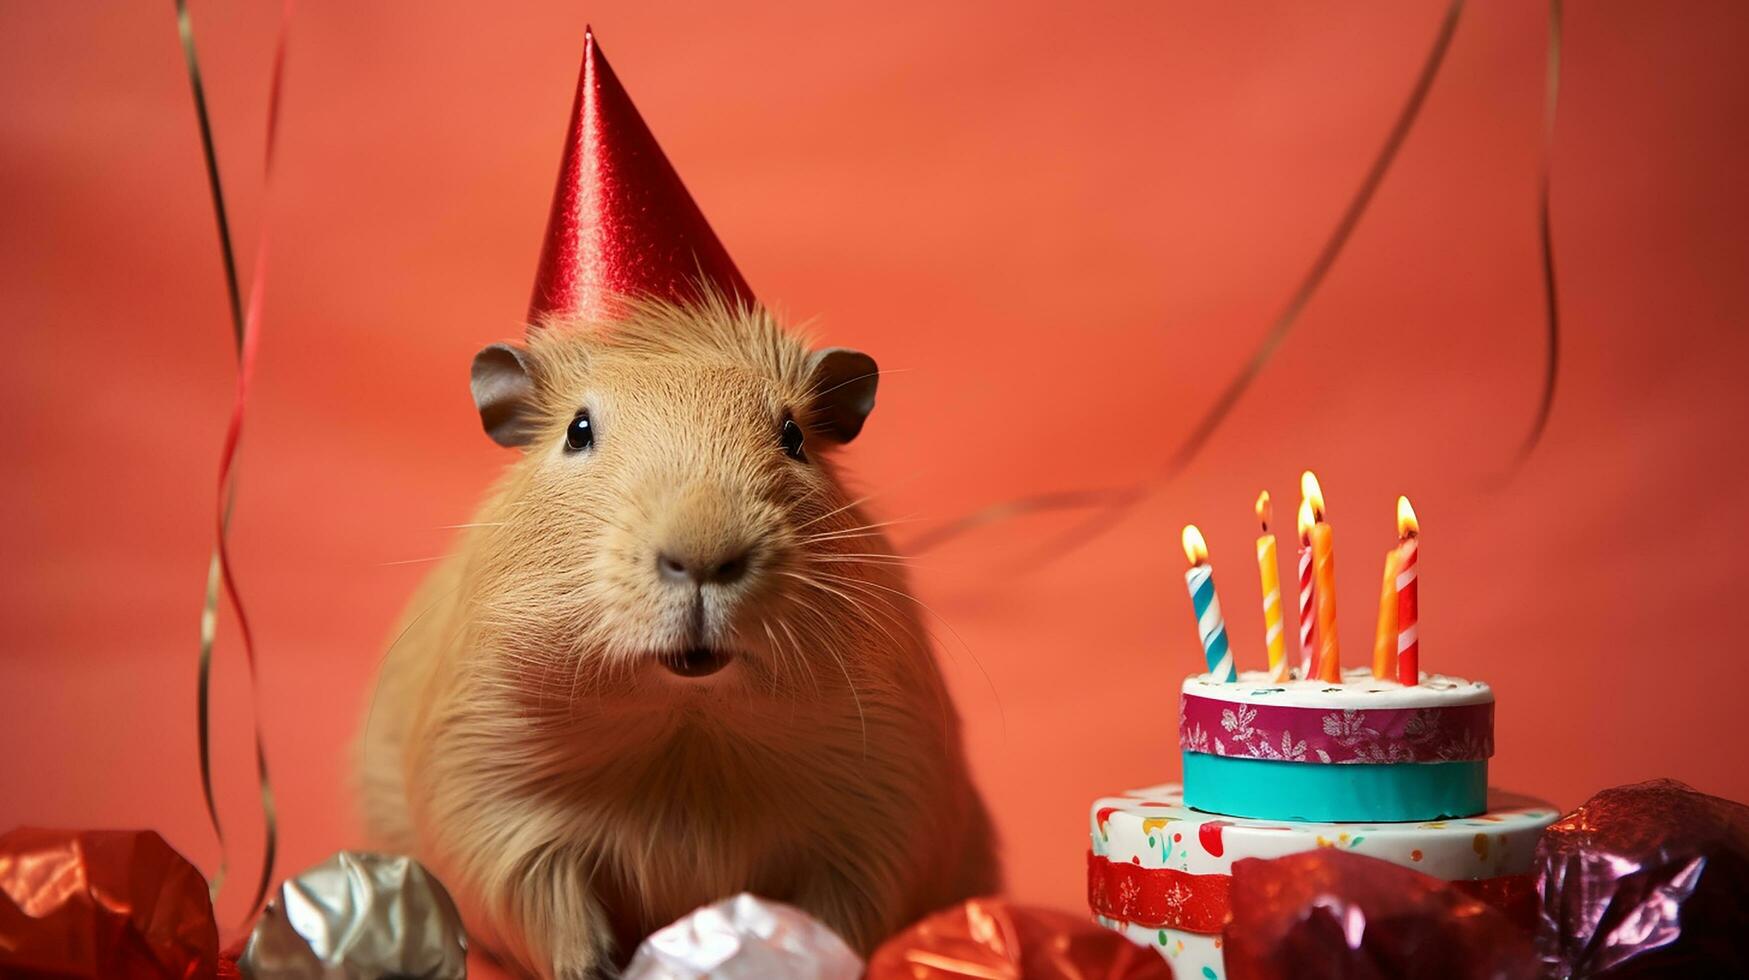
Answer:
xmin=470 ymin=342 xmax=538 ymax=447
xmin=805 ymin=347 xmax=879 ymax=444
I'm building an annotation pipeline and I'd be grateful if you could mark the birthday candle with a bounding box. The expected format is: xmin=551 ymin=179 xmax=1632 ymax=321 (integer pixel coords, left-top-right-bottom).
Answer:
xmin=1254 ymin=492 xmax=1289 ymax=683
xmin=1297 ymin=497 xmax=1317 ymax=680
xmin=1395 ymin=496 xmax=1421 ymax=686
xmin=1303 ymin=471 xmax=1341 ymax=683
xmin=1372 ymin=549 xmax=1401 ymax=680
xmin=1181 ymin=525 xmax=1237 ymax=682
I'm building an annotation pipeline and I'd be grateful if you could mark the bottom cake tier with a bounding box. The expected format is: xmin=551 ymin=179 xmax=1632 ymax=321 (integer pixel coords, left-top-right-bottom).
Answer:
xmin=1087 ymin=783 xmax=1557 ymax=980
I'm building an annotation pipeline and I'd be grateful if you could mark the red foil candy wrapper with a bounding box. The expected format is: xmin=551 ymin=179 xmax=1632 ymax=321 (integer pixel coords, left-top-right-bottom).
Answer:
xmin=1534 ymin=778 xmax=1749 ymax=978
xmin=1222 ymin=850 xmax=1537 ymax=980
xmin=0 ymin=827 xmax=218 ymax=979
xmin=866 ymin=897 xmax=1173 ymax=979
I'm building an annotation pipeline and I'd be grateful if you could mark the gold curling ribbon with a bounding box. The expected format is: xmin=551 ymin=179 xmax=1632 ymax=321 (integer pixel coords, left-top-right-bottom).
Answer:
xmin=907 ymin=0 xmax=1474 ymax=560
xmin=175 ymin=0 xmax=293 ymax=935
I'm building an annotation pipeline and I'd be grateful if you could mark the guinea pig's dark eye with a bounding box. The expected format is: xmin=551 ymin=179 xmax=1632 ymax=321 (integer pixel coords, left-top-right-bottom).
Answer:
xmin=781 ymin=417 xmax=806 ymax=461
xmin=564 ymin=412 xmax=594 ymax=452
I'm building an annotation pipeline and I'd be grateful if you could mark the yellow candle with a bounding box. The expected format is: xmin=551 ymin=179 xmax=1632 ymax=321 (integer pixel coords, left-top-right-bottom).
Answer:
xmin=1254 ymin=492 xmax=1288 ymax=682
xmin=1372 ymin=549 xmax=1401 ymax=680
xmin=1303 ymin=471 xmax=1341 ymax=682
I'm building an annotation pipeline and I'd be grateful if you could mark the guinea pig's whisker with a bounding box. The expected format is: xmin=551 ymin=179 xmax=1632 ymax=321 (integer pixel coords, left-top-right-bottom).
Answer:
xmin=792 ymin=490 xmax=888 ymax=532
xmin=774 ymin=618 xmax=820 ymax=702
xmin=799 ymin=519 xmax=918 ymax=545
xmin=758 ymin=619 xmax=801 ymax=698
xmin=377 ymin=554 xmax=456 ymax=567
xmin=771 ymin=604 xmax=868 ymax=759
xmin=807 ymin=554 xmax=910 ymax=568
xmin=802 ymin=366 xmax=909 ymax=403
xmin=784 ymin=570 xmax=911 ymax=663
xmin=805 ymin=515 xmax=917 ymax=535
xmin=814 ymin=567 xmax=1005 ymax=736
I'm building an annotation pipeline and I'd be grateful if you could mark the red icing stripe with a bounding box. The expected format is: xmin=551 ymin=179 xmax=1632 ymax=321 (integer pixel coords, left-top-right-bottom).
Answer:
xmin=1087 ymin=853 xmax=1231 ymax=934
xmin=1088 ymin=851 xmax=1536 ymax=936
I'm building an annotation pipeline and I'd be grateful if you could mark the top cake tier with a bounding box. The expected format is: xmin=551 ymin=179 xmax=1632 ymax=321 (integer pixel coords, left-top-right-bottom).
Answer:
xmin=1179 ymin=667 xmax=1494 ymax=823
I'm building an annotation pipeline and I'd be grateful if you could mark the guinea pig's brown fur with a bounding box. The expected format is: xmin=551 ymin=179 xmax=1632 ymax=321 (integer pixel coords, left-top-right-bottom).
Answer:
xmin=355 ymin=297 xmax=998 ymax=979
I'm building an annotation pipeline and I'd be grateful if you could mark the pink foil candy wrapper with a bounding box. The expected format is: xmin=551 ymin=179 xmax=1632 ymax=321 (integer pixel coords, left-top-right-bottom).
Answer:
xmin=239 ymin=852 xmax=467 ymax=979
xmin=1534 ymin=778 xmax=1749 ymax=978
xmin=1223 ymin=849 xmax=1538 ymax=980
xmin=621 ymin=893 xmax=862 ymax=980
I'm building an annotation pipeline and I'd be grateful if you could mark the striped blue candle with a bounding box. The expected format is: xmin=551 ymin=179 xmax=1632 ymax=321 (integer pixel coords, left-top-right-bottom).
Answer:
xmin=1186 ymin=564 xmax=1237 ymax=682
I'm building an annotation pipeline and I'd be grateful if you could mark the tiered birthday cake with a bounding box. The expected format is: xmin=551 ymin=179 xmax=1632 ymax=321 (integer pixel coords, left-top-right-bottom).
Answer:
xmin=1088 ymin=669 xmax=1556 ymax=977
xmin=1087 ymin=479 xmax=1558 ymax=978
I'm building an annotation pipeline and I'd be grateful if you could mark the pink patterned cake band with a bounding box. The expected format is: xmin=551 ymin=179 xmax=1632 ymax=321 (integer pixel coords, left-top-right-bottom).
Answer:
xmin=1179 ymin=694 xmax=1494 ymax=764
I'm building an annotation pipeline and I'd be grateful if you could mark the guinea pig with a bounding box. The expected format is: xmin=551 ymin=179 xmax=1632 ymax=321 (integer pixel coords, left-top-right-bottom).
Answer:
xmin=355 ymin=296 xmax=999 ymax=979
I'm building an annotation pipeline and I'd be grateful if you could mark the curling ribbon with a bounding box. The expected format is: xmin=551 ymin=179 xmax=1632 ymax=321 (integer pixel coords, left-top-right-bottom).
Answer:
xmin=1514 ymin=0 xmax=1563 ymax=466
xmin=176 ymin=0 xmax=295 ymax=936
xmin=1087 ymin=853 xmax=1536 ymax=936
xmin=909 ymin=0 xmax=1565 ymax=559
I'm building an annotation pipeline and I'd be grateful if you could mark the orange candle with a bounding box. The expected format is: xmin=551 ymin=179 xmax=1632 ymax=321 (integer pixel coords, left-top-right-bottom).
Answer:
xmin=1372 ymin=549 xmax=1401 ymax=680
xmin=1254 ymin=492 xmax=1288 ymax=683
xmin=1303 ymin=471 xmax=1341 ymax=682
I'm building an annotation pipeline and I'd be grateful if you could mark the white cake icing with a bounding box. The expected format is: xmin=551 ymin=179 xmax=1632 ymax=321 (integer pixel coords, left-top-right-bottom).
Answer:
xmin=1183 ymin=667 xmax=1492 ymax=709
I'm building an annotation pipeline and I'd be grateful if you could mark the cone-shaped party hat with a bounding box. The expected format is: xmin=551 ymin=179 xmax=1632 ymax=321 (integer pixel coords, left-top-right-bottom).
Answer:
xmin=527 ymin=28 xmax=753 ymax=324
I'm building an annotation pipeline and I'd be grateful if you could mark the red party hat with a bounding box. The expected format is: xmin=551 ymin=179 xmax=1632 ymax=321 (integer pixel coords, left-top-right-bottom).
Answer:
xmin=527 ymin=28 xmax=754 ymax=324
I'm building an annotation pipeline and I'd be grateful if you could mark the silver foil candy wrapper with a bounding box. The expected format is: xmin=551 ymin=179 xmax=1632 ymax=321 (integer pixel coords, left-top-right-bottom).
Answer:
xmin=622 ymin=893 xmax=862 ymax=980
xmin=240 ymin=851 xmax=468 ymax=980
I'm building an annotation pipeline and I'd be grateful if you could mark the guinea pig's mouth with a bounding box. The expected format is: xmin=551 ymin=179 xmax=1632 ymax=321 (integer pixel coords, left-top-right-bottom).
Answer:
xmin=657 ymin=646 xmax=736 ymax=678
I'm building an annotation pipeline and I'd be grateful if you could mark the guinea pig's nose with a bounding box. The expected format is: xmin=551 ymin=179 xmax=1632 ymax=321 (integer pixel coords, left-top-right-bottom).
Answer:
xmin=657 ymin=547 xmax=755 ymax=586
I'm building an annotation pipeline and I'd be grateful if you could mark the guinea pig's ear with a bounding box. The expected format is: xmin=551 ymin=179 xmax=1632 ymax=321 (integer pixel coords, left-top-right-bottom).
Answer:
xmin=805 ymin=347 xmax=879 ymax=444
xmin=470 ymin=342 xmax=538 ymax=447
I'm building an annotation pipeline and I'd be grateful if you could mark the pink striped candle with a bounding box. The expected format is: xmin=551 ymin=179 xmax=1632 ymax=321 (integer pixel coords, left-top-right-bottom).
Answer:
xmin=1296 ymin=496 xmax=1317 ymax=680
xmin=1395 ymin=496 xmax=1421 ymax=686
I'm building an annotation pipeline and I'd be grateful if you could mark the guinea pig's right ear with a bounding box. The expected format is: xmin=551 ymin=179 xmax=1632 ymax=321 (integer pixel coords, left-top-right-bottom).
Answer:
xmin=470 ymin=342 xmax=538 ymax=448
xmin=805 ymin=347 xmax=879 ymax=444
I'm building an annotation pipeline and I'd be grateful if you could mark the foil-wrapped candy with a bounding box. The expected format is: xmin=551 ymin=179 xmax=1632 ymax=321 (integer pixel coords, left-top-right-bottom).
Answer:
xmin=240 ymin=851 xmax=467 ymax=979
xmin=1535 ymin=778 xmax=1749 ymax=978
xmin=0 ymin=827 xmax=219 ymax=979
xmin=622 ymin=893 xmax=862 ymax=980
xmin=865 ymin=897 xmax=1172 ymax=979
xmin=1222 ymin=849 xmax=1538 ymax=980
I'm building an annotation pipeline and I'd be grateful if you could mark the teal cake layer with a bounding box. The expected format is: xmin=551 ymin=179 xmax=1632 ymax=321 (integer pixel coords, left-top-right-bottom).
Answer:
xmin=1182 ymin=752 xmax=1488 ymax=822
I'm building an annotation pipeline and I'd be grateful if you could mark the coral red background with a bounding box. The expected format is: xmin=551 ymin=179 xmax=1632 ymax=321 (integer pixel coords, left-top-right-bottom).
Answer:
xmin=5 ymin=0 xmax=1748 ymax=961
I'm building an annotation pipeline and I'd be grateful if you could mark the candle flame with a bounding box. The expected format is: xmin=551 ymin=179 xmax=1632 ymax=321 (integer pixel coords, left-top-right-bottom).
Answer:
xmin=1301 ymin=470 xmax=1326 ymax=520
xmin=1181 ymin=524 xmax=1209 ymax=566
xmin=1397 ymin=495 xmax=1419 ymax=538
xmin=1297 ymin=497 xmax=1315 ymax=541
xmin=1254 ymin=491 xmax=1272 ymax=532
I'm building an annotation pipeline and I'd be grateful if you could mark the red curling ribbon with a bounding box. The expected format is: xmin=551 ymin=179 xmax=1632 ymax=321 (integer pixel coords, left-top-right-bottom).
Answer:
xmin=176 ymin=0 xmax=296 ymax=936
xmin=1087 ymin=853 xmax=1231 ymax=935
